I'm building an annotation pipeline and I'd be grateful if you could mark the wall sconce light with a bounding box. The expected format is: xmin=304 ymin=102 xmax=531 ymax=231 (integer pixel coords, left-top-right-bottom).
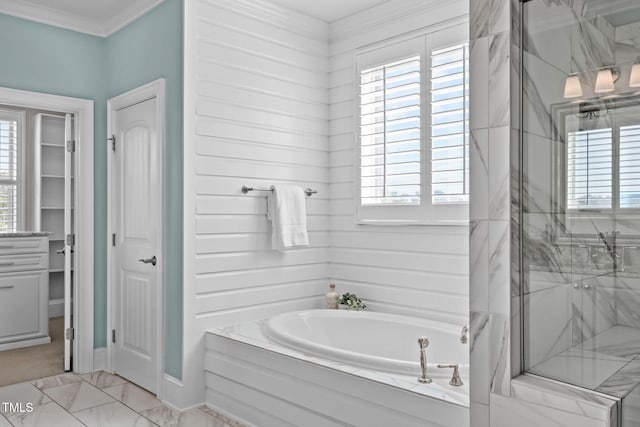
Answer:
xmin=630 ymin=63 xmax=640 ymax=88
xmin=594 ymin=68 xmax=618 ymax=93
xmin=563 ymin=74 xmax=583 ymax=98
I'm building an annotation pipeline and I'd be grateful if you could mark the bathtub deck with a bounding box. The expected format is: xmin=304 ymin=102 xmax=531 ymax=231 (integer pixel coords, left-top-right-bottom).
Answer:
xmin=205 ymin=319 xmax=470 ymax=427
xmin=207 ymin=319 xmax=469 ymax=407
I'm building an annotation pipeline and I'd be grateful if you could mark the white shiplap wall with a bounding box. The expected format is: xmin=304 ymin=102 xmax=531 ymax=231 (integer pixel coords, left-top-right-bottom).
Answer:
xmin=184 ymin=0 xmax=470 ymax=407
xmin=182 ymin=0 xmax=329 ymax=406
xmin=328 ymin=0 xmax=470 ymax=326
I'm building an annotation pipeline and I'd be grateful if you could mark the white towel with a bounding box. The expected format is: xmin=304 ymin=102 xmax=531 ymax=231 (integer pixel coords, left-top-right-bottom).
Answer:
xmin=267 ymin=184 xmax=309 ymax=250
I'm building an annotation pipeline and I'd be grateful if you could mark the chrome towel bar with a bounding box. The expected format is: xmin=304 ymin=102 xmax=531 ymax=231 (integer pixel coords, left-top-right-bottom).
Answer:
xmin=241 ymin=185 xmax=317 ymax=197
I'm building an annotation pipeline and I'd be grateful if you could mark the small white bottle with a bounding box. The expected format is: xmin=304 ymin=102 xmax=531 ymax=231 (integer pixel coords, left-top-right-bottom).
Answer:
xmin=325 ymin=283 xmax=339 ymax=309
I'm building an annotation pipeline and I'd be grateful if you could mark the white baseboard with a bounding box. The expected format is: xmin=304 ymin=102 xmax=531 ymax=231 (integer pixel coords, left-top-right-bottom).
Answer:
xmin=0 ymin=336 xmax=50 ymax=351
xmin=93 ymin=347 xmax=107 ymax=371
xmin=48 ymin=298 xmax=64 ymax=318
xmin=161 ymin=374 xmax=191 ymax=410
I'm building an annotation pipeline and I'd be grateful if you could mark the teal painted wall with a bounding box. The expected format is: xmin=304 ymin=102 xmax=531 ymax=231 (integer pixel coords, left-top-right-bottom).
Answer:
xmin=106 ymin=0 xmax=183 ymax=379
xmin=0 ymin=1 xmax=184 ymax=380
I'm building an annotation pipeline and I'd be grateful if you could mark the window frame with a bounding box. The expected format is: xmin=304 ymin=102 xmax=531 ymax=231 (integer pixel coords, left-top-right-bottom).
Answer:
xmin=552 ymin=96 xmax=640 ymax=238
xmin=354 ymin=24 xmax=469 ymax=226
xmin=0 ymin=108 xmax=25 ymax=233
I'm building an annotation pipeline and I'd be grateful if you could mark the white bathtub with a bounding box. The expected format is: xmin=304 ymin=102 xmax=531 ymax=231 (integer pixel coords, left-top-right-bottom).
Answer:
xmin=205 ymin=310 xmax=470 ymax=426
xmin=264 ymin=309 xmax=469 ymax=378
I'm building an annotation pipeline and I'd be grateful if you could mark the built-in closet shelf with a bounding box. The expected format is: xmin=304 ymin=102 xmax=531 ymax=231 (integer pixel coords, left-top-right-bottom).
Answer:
xmin=35 ymin=113 xmax=74 ymax=321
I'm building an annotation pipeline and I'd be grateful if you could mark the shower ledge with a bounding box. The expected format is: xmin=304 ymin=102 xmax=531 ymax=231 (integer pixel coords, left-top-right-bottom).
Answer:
xmin=500 ymin=375 xmax=619 ymax=426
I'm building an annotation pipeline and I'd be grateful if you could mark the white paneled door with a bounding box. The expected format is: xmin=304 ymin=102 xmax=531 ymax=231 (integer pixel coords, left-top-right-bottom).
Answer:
xmin=111 ymin=97 xmax=160 ymax=393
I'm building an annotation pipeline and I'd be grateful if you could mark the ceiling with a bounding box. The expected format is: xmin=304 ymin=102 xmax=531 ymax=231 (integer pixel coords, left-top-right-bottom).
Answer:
xmin=0 ymin=0 xmax=392 ymax=37
xmin=267 ymin=0 xmax=391 ymax=23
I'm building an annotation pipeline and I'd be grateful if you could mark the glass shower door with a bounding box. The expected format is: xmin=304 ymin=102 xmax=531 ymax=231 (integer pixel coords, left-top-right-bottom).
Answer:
xmin=521 ymin=0 xmax=640 ymax=424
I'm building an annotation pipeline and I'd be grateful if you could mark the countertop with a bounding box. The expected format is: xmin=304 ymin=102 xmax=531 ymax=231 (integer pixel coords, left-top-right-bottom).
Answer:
xmin=0 ymin=232 xmax=53 ymax=237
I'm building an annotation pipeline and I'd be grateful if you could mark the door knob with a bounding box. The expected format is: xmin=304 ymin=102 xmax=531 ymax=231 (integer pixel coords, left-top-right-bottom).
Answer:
xmin=138 ymin=256 xmax=157 ymax=266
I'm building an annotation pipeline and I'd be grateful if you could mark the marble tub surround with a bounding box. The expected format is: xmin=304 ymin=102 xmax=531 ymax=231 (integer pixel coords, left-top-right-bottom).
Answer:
xmin=0 ymin=371 xmax=244 ymax=427
xmin=207 ymin=319 xmax=470 ymax=427
xmin=208 ymin=319 xmax=470 ymax=407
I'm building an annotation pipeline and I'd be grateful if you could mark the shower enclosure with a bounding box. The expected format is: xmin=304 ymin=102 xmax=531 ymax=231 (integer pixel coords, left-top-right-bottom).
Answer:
xmin=521 ymin=0 xmax=640 ymax=424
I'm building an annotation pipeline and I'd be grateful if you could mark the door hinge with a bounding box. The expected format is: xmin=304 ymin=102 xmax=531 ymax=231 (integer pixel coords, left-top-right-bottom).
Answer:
xmin=65 ymin=327 xmax=74 ymax=340
xmin=112 ymin=329 xmax=116 ymax=343
xmin=112 ymin=233 xmax=116 ymax=246
xmin=108 ymin=134 xmax=116 ymax=151
xmin=66 ymin=234 xmax=75 ymax=247
xmin=66 ymin=139 xmax=76 ymax=153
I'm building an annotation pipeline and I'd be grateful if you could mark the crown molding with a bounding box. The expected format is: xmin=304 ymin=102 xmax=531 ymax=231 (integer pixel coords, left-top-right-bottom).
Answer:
xmin=0 ymin=0 xmax=165 ymax=38
xmin=103 ymin=0 xmax=165 ymax=37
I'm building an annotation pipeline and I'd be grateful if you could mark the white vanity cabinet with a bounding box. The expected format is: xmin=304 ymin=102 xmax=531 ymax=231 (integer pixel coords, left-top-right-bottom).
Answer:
xmin=0 ymin=235 xmax=50 ymax=351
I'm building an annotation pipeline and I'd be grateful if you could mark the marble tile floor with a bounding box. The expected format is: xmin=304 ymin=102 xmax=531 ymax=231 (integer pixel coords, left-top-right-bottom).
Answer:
xmin=0 ymin=371 xmax=246 ymax=427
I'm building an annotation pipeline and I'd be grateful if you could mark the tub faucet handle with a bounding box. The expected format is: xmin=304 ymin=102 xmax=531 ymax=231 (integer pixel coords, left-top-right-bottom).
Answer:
xmin=437 ymin=364 xmax=464 ymax=386
xmin=417 ymin=336 xmax=432 ymax=384
xmin=460 ymin=325 xmax=469 ymax=344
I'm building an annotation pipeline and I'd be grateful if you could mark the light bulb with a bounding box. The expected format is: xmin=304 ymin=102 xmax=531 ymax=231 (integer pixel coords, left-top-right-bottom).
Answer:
xmin=563 ymin=74 xmax=583 ymax=98
xmin=594 ymin=69 xmax=615 ymax=93
xmin=630 ymin=63 xmax=640 ymax=88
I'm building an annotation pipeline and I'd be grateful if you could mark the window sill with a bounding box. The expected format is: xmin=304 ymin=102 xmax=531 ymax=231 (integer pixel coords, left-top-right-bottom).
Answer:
xmin=355 ymin=219 xmax=469 ymax=227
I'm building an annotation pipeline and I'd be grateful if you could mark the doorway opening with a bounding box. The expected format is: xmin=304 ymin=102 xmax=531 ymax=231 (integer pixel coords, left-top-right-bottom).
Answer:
xmin=0 ymin=87 xmax=95 ymax=386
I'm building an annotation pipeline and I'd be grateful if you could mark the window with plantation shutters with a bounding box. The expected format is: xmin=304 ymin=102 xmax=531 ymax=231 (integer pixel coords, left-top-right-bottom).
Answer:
xmin=355 ymin=25 xmax=469 ymax=224
xmin=564 ymin=122 xmax=640 ymax=211
xmin=619 ymin=124 xmax=640 ymax=209
xmin=360 ymin=55 xmax=421 ymax=206
xmin=431 ymin=43 xmax=469 ymax=204
xmin=567 ymin=128 xmax=613 ymax=210
xmin=0 ymin=111 xmax=21 ymax=233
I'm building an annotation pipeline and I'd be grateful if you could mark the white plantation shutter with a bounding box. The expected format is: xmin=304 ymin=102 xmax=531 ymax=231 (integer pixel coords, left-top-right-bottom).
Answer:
xmin=619 ymin=124 xmax=640 ymax=208
xmin=431 ymin=43 xmax=469 ymax=204
xmin=567 ymin=128 xmax=612 ymax=209
xmin=356 ymin=25 xmax=469 ymax=224
xmin=360 ymin=55 xmax=421 ymax=205
xmin=0 ymin=117 xmax=18 ymax=232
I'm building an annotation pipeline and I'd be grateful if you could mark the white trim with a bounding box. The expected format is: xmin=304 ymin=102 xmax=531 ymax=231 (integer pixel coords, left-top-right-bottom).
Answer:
xmin=107 ymin=78 xmax=166 ymax=398
xmin=0 ymin=86 xmax=94 ymax=375
xmin=93 ymin=347 xmax=107 ymax=371
xmin=0 ymin=336 xmax=50 ymax=351
xmin=48 ymin=298 xmax=64 ymax=318
xmin=161 ymin=374 xmax=186 ymax=410
xmin=0 ymin=0 xmax=165 ymax=37
xmin=181 ymin=0 xmax=202 ymax=407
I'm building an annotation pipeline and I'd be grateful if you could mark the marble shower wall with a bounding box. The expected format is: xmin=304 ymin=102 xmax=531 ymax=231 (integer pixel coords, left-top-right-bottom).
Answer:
xmin=469 ymin=0 xmax=514 ymax=424
xmin=470 ymin=0 xmax=625 ymax=425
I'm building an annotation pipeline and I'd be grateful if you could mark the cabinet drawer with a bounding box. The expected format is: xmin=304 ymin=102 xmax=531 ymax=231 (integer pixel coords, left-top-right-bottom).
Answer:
xmin=0 ymin=237 xmax=48 ymax=256
xmin=0 ymin=271 xmax=48 ymax=342
xmin=0 ymin=253 xmax=48 ymax=273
